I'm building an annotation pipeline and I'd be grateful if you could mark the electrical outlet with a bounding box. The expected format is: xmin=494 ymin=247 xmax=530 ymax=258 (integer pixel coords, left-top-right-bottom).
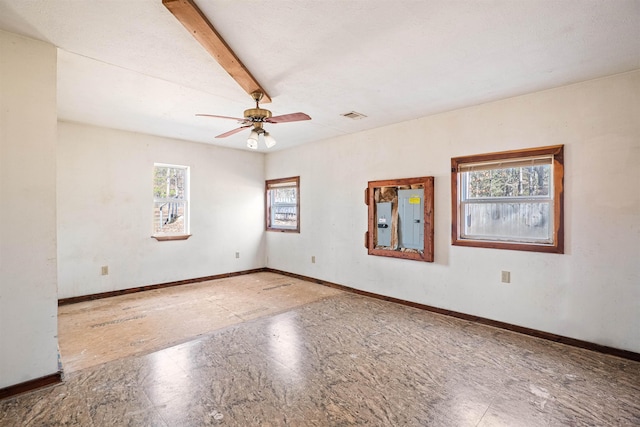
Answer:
xmin=101 ymin=266 xmax=109 ymax=276
xmin=311 ymin=256 xmax=316 ymax=264
xmin=235 ymin=252 xmax=240 ymax=259
xmin=501 ymin=271 xmax=511 ymax=283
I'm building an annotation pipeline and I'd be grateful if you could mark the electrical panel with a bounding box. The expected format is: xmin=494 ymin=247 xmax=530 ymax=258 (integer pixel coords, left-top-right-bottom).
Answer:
xmin=376 ymin=202 xmax=392 ymax=247
xmin=398 ymin=189 xmax=424 ymax=250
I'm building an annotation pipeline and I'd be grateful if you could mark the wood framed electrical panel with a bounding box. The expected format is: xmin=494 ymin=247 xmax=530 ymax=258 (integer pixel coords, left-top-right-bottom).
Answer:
xmin=365 ymin=176 xmax=434 ymax=262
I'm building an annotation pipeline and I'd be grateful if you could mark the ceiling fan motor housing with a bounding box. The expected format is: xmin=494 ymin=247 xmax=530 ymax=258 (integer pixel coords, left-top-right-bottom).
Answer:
xmin=244 ymin=108 xmax=272 ymax=122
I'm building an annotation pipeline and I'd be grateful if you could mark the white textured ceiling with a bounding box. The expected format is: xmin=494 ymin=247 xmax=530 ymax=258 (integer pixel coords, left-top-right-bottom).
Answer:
xmin=1 ymin=0 xmax=639 ymax=152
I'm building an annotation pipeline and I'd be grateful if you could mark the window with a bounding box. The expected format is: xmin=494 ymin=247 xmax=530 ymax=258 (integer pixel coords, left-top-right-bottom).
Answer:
xmin=152 ymin=164 xmax=190 ymax=241
xmin=451 ymin=145 xmax=564 ymax=253
xmin=266 ymin=176 xmax=300 ymax=232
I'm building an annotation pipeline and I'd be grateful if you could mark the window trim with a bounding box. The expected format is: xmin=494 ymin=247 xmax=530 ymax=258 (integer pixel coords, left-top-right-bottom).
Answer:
xmin=266 ymin=176 xmax=300 ymax=233
xmin=451 ymin=145 xmax=564 ymax=253
xmin=152 ymin=163 xmax=191 ymax=240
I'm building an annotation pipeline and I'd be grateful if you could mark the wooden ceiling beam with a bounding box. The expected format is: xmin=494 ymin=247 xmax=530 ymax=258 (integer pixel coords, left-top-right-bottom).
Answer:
xmin=163 ymin=0 xmax=271 ymax=103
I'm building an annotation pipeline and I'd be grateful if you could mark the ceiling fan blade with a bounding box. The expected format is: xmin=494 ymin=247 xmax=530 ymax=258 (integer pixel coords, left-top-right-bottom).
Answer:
xmin=163 ymin=0 xmax=271 ymax=103
xmin=215 ymin=125 xmax=252 ymax=138
xmin=266 ymin=113 xmax=312 ymax=123
xmin=197 ymin=113 xmax=247 ymax=122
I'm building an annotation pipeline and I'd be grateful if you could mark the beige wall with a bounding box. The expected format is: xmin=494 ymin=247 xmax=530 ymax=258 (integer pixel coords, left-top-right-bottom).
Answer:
xmin=265 ymin=70 xmax=640 ymax=353
xmin=0 ymin=30 xmax=59 ymax=388
xmin=57 ymin=122 xmax=266 ymax=299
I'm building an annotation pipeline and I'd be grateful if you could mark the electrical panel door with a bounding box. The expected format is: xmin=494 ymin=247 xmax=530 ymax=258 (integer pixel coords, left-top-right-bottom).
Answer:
xmin=398 ymin=189 xmax=424 ymax=250
xmin=376 ymin=202 xmax=392 ymax=247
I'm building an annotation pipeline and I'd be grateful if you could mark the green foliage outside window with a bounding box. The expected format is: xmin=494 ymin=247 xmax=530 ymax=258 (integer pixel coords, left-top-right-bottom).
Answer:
xmin=467 ymin=166 xmax=550 ymax=199
xmin=154 ymin=167 xmax=185 ymax=199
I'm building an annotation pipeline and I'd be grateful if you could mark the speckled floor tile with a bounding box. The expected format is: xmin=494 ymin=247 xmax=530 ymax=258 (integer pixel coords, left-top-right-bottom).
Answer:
xmin=3 ymin=274 xmax=639 ymax=426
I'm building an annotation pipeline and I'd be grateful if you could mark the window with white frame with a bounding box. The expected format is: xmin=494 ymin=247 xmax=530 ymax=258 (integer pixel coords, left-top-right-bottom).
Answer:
xmin=153 ymin=164 xmax=190 ymax=240
xmin=266 ymin=176 xmax=300 ymax=232
xmin=451 ymin=145 xmax=564 ymax=253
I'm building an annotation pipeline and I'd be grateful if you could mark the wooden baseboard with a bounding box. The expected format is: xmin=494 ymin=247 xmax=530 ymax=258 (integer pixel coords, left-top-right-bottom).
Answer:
xmin=0 ymin=372 xmax=62 ymax=400
xmin=56 ymin=266 xmax=639 ymax=362
xmin=266 ymin=268 xmax=640 ymax=363
xmin=58 ymin=268 xmax=268 ymax=306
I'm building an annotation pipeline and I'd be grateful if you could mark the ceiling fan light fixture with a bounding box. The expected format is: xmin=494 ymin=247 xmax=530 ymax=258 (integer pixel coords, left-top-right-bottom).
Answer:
xmin=263 ymin=132 xmax=277 ymax=148
xmin=247 ymin=130 xmax=259 ymax=149
xmin=198 ymin=91 xmax=311 ymax=148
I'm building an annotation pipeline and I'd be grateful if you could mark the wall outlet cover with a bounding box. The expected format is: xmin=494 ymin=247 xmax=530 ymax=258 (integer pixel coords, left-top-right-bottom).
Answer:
xmin=501 ymin=271 xmax=511 ymax=283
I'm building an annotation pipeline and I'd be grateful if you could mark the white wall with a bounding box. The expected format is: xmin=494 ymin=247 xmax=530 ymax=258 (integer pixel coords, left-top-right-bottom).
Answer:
xmin=0 ymin=30 xmax=59 ymax=388
xmin=265 ymin=70 xmax=640 ymax=353
xmin=57 ymin=122 xmax=266 ymax=299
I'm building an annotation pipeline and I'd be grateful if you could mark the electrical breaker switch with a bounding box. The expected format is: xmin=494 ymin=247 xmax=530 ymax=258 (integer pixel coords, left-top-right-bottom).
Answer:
xmin=376 ymin=202 xmax=392 ymax=247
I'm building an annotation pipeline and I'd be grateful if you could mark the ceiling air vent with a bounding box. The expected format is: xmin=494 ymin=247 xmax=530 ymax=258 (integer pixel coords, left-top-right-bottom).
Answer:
xmin=341 ymin=111 xmax=367 ymax=120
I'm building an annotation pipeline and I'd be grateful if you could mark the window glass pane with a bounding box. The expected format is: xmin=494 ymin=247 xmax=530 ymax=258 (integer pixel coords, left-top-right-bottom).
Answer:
xmin=461 ymin=201 xmax=552 ymax=243
xmin=466 ymin=165 xmax=550 ymax=199
xmin=154 ymin=201 xmax=186 ymax=234
xmin=154 ymin=167 xmax=186 ymax=200
xmin=272 ymin=186 xmax=297 ymax=203
xmin=270 ymin=187 xmax=297 ymax=229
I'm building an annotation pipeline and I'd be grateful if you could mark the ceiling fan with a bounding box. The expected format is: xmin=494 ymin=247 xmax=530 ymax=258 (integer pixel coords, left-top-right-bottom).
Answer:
xmin=162 ymin=0 xmax=311 ymax=149
xmin=197 ymin=91 xmax=311 ymax=149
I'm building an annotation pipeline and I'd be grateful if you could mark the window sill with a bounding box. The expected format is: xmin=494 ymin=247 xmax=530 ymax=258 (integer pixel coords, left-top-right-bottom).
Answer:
xmin=266 ymin=228 xmax=300 ymax=233
xmin=452 ymin=238 xmax=562 ymax=254
xmin=152 ymin=234 xmax=192 ymax=241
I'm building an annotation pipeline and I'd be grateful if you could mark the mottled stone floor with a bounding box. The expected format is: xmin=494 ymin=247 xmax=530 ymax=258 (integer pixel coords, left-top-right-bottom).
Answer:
xmin=2 ymin=274 xmax=639 ymax=426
